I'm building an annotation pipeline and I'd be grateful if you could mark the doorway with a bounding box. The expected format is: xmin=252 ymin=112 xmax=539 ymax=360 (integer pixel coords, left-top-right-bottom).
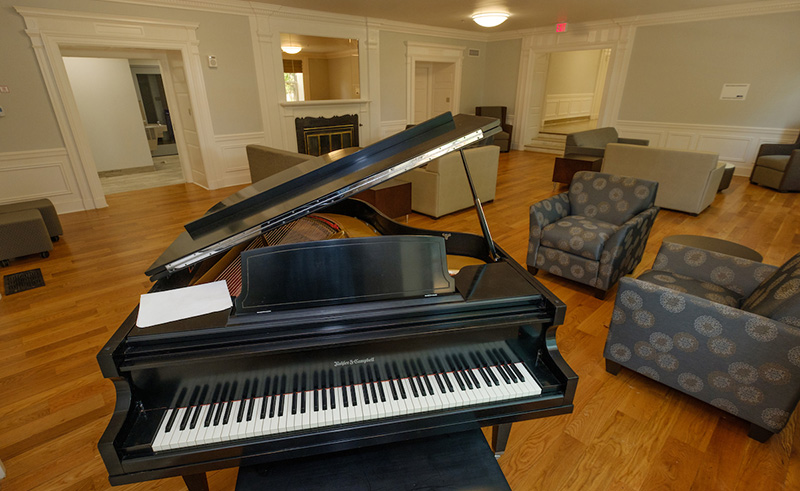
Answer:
xmin=540 ymin=49 xmax=611 ymax=135
xmin=412 ymin=62 xmax=456 ymax=124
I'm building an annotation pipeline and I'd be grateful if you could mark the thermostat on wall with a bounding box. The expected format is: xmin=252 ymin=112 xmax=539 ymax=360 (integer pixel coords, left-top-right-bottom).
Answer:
xmin=720 ymin=83 xmax=749 ymax=100
xmin=208 ymin=55 xmax=218 ymax=68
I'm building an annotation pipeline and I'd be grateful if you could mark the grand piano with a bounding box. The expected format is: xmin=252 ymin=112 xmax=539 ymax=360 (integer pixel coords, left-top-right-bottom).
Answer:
xmin=97 ymin=112 xmax=578 ymax=489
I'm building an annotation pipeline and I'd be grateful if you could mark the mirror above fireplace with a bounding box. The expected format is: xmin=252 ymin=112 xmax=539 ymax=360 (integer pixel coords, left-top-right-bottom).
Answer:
xmin=280 ymin=34 xmax=360 ymax=102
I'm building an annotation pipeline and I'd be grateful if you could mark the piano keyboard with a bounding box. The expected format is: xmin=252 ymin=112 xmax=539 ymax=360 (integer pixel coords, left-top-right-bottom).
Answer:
xmin=151 ymin=344 xmax=541 ymax=452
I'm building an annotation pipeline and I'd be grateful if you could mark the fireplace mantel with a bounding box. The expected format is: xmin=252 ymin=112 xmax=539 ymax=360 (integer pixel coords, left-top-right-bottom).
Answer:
xmin=280 ymin=99 xmax=371 ymax=107
xmin=280 ymin=99 xmax=372 ymax=152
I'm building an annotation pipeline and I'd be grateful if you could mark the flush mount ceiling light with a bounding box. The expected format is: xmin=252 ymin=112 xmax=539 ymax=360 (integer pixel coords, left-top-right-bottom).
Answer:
xmin=471 ymin=12 xmax=509 ymax=27
xmin=281 ymin=45 xmax=302 ymax=54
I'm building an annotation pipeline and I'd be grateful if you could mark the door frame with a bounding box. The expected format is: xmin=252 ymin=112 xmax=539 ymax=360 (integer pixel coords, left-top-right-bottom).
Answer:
xmin=405 ymin=42 xmax=463 ymax=124
xmin=16 ymin=7 xmax=218 ymax=209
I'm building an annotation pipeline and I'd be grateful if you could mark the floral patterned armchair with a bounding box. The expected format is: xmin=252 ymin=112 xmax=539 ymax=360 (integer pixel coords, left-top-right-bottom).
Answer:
xmin=526 ymin=171 xmax=659 ymax=298
xmin=604 ymin=242 xmax=800 ymax=441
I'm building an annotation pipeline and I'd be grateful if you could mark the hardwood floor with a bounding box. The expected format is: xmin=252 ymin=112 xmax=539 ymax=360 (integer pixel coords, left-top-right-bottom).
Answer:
xmin=1 ymin=150 xmax=798 ymax=490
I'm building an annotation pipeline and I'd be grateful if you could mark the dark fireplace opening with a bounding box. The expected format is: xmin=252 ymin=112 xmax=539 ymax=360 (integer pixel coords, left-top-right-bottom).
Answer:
xmin=295 ymin=114 xmax=359 ymax=156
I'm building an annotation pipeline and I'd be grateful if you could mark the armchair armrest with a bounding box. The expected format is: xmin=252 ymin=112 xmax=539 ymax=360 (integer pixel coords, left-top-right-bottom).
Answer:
xmin=779 ymin=149 xmax=800 ymax=190
xmin=604 ymin=277 xmax=800 ymax=432
xmin=618 ymin=137 xmax=649 ymax=146
xmin=595 ymin=206 xmax=659 ymax=290
xmin=652 ymin=243 xmax=776 ymax=297
xmin=564 ymin=146 xmax=605 ymax=158
xmin=757 ymin=143 xmax=798 ymax=158
xmin=527 ymin=193 xmax=570 ymax=267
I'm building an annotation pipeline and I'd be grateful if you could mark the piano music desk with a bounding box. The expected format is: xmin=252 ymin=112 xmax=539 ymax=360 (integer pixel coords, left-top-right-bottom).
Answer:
xmin=235 ymin=429 xmax=510 ymax=490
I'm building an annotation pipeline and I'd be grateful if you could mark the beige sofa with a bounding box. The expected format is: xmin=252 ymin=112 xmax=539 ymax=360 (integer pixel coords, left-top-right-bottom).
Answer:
xmin=246 ymin=144 xmax=312 ymax=183
xmin=398 ymin=145 xmax=500 ymax=218
xmin=602 ymin=143 xmax=725 ymax=215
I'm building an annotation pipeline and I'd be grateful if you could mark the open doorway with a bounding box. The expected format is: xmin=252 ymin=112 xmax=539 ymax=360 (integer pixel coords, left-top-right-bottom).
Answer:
xmin=62 ymin=55 xmax=187 ymax=195
xmin=540 ymin=48 xmax=611 ymax=135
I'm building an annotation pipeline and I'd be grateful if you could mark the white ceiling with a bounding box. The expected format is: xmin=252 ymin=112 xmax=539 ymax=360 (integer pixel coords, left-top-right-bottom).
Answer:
xmin=257 ymin=0 xmax=765 ymax=33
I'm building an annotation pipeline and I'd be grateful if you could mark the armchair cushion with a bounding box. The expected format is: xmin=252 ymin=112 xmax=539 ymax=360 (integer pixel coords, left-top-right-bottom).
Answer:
xmin=742 ymin=252 xmax=800 ymax=326
xmin=636 ymin=270 xmax=744 ymax=307
xmin=568 ymin=171 xmax=658 ymax=226
xmin=756 ymin=155 xmax=791 ymax=172
xmin=540 ymin=215 xmax=619 ymax=261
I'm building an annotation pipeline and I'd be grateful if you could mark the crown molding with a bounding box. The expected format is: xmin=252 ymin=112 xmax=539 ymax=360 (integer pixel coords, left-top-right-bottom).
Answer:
xmin=15 ymin=6 xmax=199 ymax=29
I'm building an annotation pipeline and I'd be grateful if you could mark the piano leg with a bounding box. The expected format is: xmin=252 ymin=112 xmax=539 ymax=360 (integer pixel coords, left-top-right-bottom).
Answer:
xmin=182 ymin=472 xmax=209 ymax=491
xmin=491 ymin=423 xmax=512 ymax=459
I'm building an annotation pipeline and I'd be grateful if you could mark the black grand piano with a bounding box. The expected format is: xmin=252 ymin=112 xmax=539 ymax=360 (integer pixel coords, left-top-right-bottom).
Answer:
xmin=97 ymin=112 xmax=577 ymax=489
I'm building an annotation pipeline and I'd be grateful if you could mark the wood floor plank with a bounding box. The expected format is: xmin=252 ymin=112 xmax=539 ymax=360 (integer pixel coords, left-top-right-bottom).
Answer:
xmin=0 ymin=151 xmax=798 ymax=490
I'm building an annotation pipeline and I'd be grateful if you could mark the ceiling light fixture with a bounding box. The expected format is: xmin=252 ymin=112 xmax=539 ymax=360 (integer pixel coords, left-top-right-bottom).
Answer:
xmin=281 ymin=45 xmax=302 ymax=54
xmin=471 ymin=12 xmax=509 ymax=28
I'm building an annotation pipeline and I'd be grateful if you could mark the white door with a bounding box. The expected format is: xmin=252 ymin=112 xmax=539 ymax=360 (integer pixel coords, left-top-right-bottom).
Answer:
xmin=414 ymin=64 xmax=431 ymax=123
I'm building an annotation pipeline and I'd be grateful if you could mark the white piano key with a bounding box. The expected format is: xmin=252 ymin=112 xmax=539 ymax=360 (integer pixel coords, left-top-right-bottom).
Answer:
xmin=187 ymin=405 xmax=210 ymax=446
xmin=246 ymin=397 xmax=262 ymax=438
xmin=151 ymin=409 xmax=173 ymax=452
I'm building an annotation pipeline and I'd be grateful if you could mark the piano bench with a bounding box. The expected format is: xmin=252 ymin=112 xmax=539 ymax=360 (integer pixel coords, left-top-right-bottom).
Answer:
xmin=235 ymin=430 xmax=511 ymax=490
xmin=0 ymin=209 xmax=53 ymax=266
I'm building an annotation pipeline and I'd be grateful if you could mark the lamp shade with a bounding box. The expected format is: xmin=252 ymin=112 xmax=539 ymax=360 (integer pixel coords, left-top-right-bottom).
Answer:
xmin=281 ymin=45 xmax=302 ymax=54
xmin=471 ymin=12 xmax=509 ymax=27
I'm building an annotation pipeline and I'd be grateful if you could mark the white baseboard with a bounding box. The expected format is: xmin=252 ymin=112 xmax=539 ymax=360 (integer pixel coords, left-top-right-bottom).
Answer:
xmin=0 ymin=148 xmax=87 ymax=214
xmin=615 ymin=120 xmax=799 ymax=175
xmin=380 ymin=120 xmax=408 ymax=139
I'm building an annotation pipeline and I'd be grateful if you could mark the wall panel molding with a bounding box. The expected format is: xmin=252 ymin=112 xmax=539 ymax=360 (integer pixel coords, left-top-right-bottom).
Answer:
xmin=0 ymin=148 xmax=87 ymax=213
xmin=543 ymin=93 xmax=594 ymax=122
xmin=615 ymin=120 xmax=799 ymax=174
xmin=214 ymin=131 xmax=266 ymax=187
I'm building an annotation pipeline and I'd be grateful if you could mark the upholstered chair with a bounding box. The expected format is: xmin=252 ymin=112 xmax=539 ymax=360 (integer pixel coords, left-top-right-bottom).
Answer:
xmin=604 ymin=243 xmax=800 ymax=442
xmin=475 ymin=106 xmax=512 ymax=152
xmin=749 ymin=132 xmax=800 ymax=192
xmin=526 ymin=171 xmax=659 ymax=298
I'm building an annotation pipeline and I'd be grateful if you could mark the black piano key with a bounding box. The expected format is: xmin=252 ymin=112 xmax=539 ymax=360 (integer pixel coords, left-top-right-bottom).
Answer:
xmin=300 ymin=373 xmax=307 ymax=414
xmin=204 ymin=383 xmax=222 ymax=427
xmin=486 ymin=350 xmax=511 ymax=384
xmin=416 ymin=358 xmax=435 ymax=394
xmin=313 ymin=371 xmax=320 ymax=412
xmin=455 ymin=355 xmax=475 ymax=390
xmin=385 ymin=363 xmax=399 ymax=400
xmin=359 ymin=366 xmax=371 ymax=405
xmin=402 ymin=361 xmax=420 ymax=398
xmin=348 ymin=367 xmax=358 ymax=406
xmin=470 ymin=352 xmax=493 ymax=387
xmin=319 ymin=370 xmax=327 ymax=411
xmin=458 ymin=354 xmax=481 ymax=389
xmin=291 ymin=374 xmax=299 ymax=415
xmin=223 ymin=381 xmax=237 ymax=425
xmin=189 ymin=385 xmax=209 ymax=430
xmin=499 ymin=348 xmax=525 ymax=382
xmin=247 ymin=378 xmax=258 ymax=421
xmin=476 ymin=352 xmax=500 ymax=385
xmin=214 ymin=382 xmax=230 ymax=426
xmin=392 ymin=361 xmax=408 ymax=398
xmin=165 ymin=387 xmax=187 ymax=433
xmin=409 ymin=359 xmax=427 ymax=396
xmin=492 ymin=349 xmax=517 ymax=383
xmin=180 ymin=386 xmax=201 ymax=431
xmin=372 ymin=365 xmax=386 ymax=402
xmin=428 ymin=357 xmax=447 ymax=393
xmin=277 ymin=376 xmax=287 ymax=417
xmin=340 ymin=368 xmax=349 ymax=408
xmin=266 ymin=377 xmax=271 ymax=419
xmin=432 ymin=357 xmax=454 ymax=392
xmin=328 ymin=369 xmax=336 ymax=409
xmin=237 ymin=379 xmax=250 ymax=423
xmin=445 ymin=355 xmax=466 ymax=391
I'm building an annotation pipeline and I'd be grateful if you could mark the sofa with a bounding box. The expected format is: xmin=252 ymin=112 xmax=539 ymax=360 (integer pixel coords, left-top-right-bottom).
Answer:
xmin=246 ymin=144 xmax=312 ymax=183
xmin=602 ymin=143 xmax=725 ymax=215
xmin=564 ymin=127 xmax=649 ymax=159
xmin=398 ymin=145 xmax=500 ymax=218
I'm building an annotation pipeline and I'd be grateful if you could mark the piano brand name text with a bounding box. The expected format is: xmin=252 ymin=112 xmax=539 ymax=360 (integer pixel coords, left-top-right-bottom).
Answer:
xmin=333 ymin=357 xmax=375 ymax=367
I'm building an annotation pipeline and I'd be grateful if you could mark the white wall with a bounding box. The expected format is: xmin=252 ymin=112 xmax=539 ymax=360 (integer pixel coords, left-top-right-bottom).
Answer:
xmin=63 ymin=57 xmax=153 ymax=172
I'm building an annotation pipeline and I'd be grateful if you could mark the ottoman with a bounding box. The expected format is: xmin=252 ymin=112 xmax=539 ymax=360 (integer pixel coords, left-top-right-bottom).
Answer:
xmin=0 ymin=209 xmax=53 ymax=267
xmin=0 ymin=198 xmax=63 ymax=241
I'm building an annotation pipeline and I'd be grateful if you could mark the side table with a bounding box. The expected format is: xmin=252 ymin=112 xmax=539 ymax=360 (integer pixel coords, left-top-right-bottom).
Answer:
xmin=663 ymin=235 xmax=762 ymax=262
xmin=553 ymin=154 xmax=603 ymax=185
xmin=353 ymin=179 xmax=412 ymax=220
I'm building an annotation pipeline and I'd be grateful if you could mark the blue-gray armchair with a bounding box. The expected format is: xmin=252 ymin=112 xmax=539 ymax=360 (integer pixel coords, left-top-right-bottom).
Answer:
xmin=604 ymin=242 xmax=800 ymax=442
xmin=527 ymin=171 xmax=659 ymax=299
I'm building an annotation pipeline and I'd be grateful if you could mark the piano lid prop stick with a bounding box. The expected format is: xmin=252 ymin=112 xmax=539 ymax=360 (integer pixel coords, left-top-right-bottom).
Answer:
xmin=459 ymin=149 xmax=499 ymax=262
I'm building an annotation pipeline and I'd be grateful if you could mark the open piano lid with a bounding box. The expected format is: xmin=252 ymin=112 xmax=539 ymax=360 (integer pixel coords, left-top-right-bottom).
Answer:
xmin=146 ymin=112 xmax=501 ymax=280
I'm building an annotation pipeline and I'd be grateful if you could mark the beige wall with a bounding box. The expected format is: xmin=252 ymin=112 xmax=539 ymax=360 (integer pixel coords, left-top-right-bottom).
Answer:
xmin=482 ymin=38 xmax=521 ymax=111
xmin=545 ymin=50 xmax=602 ymax=95
xmin=63 ymin=57 xmax=153 ymax=172
xmin=619 ymin=11 xmax=800 ymax=128
xmin=0 ymin=0 xmax=262 ymax=154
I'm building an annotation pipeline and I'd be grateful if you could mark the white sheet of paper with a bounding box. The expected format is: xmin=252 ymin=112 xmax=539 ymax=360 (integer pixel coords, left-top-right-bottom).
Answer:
xmin=136 ymin=280 xmax=232 ymax=328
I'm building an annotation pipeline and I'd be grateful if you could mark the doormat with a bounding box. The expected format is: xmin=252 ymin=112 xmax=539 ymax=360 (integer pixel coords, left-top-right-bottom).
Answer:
xmin=3 ymin=268 xmax=45 ymax=295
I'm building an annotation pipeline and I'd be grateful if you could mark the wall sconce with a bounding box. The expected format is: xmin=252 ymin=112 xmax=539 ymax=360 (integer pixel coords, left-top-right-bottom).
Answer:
xmin=471 ymin=12 xmax=509 ymax=27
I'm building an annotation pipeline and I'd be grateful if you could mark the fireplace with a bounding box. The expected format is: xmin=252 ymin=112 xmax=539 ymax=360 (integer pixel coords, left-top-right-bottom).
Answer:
xmin=295 ymin=114 xmax=359 ymax=156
